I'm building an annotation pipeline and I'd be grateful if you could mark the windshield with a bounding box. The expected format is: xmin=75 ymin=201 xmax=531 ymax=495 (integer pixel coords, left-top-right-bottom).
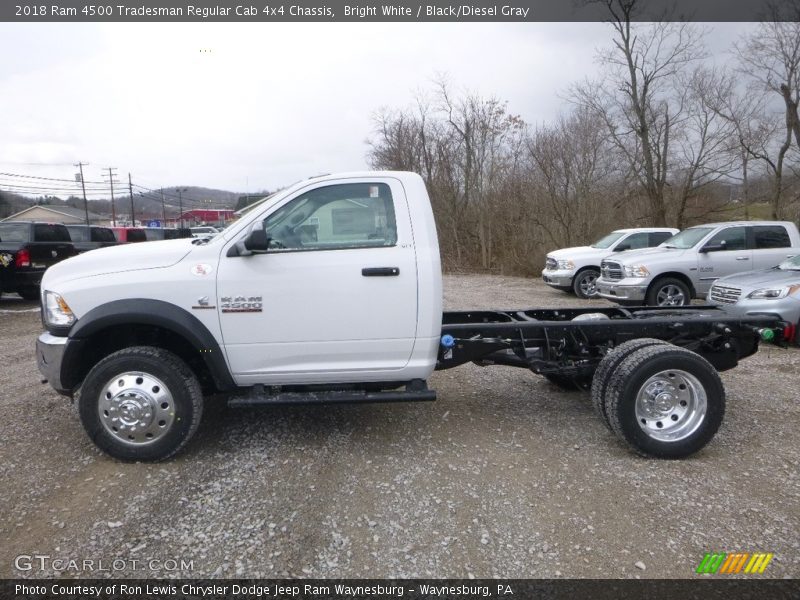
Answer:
xmin=778 ymin=254 xmax=800 ymax=270
xmin=591 ymin=231 xmax=625 ymax=249
xmin=660 ymin=227 xmax=713 ymax=249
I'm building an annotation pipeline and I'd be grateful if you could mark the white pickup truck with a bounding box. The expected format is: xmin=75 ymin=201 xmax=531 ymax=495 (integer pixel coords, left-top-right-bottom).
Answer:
xmin=36 ymin=172 xmax=789 ymax=462
xmin=542 ymin=228 xmax=678 ymax=298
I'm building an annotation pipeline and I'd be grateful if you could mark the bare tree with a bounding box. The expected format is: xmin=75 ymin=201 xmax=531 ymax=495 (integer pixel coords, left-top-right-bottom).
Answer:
xmin=734 ymin=14 xmax=800 ymax=218
xmin=572 ymin=0 xmax=705 ymax=226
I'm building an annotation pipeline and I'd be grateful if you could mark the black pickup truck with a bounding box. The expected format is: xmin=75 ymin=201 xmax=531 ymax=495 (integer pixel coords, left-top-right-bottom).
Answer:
xmin=0 ymin=222 xmax=77 ymax=300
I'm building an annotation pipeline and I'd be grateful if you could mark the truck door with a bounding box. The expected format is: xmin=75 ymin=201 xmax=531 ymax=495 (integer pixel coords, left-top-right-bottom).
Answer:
xmin=217 ymin=178 xmax=418 ymax=385
xmin=696 ymin=226 xmax=751 ymax=294
xmin=750 ymin=225 xmax=795 ymax=269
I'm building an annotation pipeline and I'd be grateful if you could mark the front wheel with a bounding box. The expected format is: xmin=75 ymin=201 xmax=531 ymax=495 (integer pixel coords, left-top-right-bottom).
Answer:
xmin=78 ymin=346 xmax=204 ymax=461
xmin=604 ymin=344 xmax=725 ymax=458
xmin=572 ymin=268 xmax=601 ymax=299
xmin=646 ymin=278 xmax=691 ymax=307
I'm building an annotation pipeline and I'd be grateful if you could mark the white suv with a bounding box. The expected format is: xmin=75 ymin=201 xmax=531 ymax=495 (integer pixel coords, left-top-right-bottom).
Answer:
xmin=542 ymin=228 xmax=679 ymax=298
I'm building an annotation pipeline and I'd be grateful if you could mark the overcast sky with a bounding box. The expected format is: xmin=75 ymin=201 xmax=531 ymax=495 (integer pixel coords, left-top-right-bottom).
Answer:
xmin=0 ymin=22 xmax=756 ymax=195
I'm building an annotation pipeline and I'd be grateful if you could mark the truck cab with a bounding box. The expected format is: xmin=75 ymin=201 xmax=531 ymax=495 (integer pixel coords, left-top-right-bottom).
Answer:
xmin=37 ymin=171 xmax=441 ymax=390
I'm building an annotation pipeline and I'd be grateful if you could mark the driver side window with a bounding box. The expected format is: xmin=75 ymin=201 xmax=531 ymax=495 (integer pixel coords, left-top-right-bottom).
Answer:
xmin=263 ymin=183 xmax=397 ymax=252
xmin=706 ymin=227 xmax=746 ymax=251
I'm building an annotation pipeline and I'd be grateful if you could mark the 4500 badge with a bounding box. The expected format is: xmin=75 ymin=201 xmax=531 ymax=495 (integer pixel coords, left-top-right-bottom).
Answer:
xmin=220 ymin=296 xmax=263 ymax=313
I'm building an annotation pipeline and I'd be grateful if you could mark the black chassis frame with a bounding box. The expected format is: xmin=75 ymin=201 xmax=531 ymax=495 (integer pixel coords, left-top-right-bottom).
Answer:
xmin=436 ymin=305 xmax=785 ymax=376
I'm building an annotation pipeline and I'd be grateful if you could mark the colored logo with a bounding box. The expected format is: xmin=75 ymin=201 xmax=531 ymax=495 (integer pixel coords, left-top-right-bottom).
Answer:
xmin=696 ymin=552 xmax=774 ymax=574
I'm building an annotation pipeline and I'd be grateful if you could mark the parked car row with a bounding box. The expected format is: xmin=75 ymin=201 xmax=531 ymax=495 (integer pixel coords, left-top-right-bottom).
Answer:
xmin=543 ymin=220 xmax=800 ymax=343
xmin=0 ymin=221 xmax=193 ymax=300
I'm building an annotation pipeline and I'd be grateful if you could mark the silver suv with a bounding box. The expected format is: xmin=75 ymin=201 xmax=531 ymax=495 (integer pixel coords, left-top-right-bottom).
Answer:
xmin=596 ymin=221 xmax=800 ymax=306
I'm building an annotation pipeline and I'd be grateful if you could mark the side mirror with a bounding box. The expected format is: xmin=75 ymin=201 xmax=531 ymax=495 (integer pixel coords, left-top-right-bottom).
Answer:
xmin=244 ymin=227 xmax=270 ymax=252
xmin=700 ymin=241 xmax=726 ymax=253
xmin=227 ymin=223 xmax=270 ymax=257
xmin=614 ymin=244 xmax=630 ymax=252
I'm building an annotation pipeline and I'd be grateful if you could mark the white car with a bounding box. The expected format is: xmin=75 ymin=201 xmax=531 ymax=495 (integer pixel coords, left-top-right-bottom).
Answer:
xmin=190 ymin=226 xmax=220 ymax=239
xmin=542 ymin=228 xmax=679 ymax=298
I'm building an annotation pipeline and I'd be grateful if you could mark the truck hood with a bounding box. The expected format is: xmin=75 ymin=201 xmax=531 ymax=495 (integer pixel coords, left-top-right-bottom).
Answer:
xmin=606 ymin=246 xmax=686 ymax=265
xmin=548 ymin=246 xmax=603 ymax=259
xmin=714 ymin=268 xmax=800 ymax=289
xmin=42 ymin=239 xmax=194 ymax=287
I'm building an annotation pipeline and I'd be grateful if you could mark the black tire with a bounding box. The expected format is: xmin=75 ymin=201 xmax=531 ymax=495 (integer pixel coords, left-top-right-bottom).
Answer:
xmin=78 ymin=346 xmax=204 ymax=461
xmin=544 ymin=373 xmax=591 ymax=391
xmin=605 ymin=345 xmax=725 ymax=458
xmin=572 ymin=268 xmax=601 ymax=299
xmin=17 ymin=287 xmax=39 ymax=301
xmin=645 ymin=277 xmax=691 ymax=307
xmin=590 ymin=338 xmax=669 ymax=430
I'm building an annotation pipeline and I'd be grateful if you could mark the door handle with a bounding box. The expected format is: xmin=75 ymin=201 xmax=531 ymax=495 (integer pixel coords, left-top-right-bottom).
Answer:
xmin=735 ymin=257 xmax=750 ymax=261
xmin=362 ymin=267 xmax=400 ymax=277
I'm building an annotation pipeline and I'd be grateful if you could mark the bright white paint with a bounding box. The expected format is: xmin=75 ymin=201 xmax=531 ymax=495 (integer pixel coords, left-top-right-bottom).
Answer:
xmin=42 ymin=171 xmax=443 ymax=385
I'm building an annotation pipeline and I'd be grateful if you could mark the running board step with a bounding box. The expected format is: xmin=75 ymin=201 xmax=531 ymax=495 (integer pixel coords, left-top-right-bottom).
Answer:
xmin=228 ymin=385 xmax=436 ymax=407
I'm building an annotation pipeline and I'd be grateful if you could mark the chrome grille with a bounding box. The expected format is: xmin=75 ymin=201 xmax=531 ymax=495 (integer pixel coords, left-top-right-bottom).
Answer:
xmin=601 ymin=260 xmax=623 ymax=281
xmin=545 ymin=257 xmax=558 ymax=270
xmin=709 ymin=284 xmax=742 ymax=305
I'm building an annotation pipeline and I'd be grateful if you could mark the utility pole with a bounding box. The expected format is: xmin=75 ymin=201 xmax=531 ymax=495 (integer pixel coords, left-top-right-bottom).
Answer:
xmin=102 ymin=167 xmax=118 ymax=226
xmin=160 ymin=188 xmax=167 ymax=225
xmin=178 ymin=188 xmax=185 ymax=228
xmin=128 ymin=173 xmax=135 ymax=226
xmin=74 ymin=162 xmax=90 ymax=225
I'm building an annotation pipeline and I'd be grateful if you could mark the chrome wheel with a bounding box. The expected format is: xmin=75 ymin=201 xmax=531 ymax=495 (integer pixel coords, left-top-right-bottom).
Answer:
xmin=98 ymin=372 xmax=175 ymax=446
xmin=656 ymin=284 xmax=687 ymax=306
xmin=634 ymin=369 xmax=707 ymax=442
xmin=578 ymin=273 xmax=598 ymax=297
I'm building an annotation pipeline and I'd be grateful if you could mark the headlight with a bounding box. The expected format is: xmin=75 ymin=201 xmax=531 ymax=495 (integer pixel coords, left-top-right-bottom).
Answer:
xmin=44 ymin=291 xmax=76 ymax=327
xmin=557 ymin=259 xmax=575 ymax=270
xmin=623 ymin=264 xmax=650 ymax=278
xmin=748 ymin=284 xmax=800 ymax=300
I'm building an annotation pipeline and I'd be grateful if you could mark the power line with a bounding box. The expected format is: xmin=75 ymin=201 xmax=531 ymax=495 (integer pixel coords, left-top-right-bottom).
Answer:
xmin=0 ymin=171 xmax=107 ymax=184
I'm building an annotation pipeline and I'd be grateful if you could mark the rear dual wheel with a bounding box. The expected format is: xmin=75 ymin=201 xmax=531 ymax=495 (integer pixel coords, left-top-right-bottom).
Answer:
xmin=602 ymin=344 xmax=725 ymax=458
xmin=591 ymin=339 xmax=669 ymax=430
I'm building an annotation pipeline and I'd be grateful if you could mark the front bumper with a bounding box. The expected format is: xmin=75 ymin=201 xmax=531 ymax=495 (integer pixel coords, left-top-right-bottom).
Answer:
xmin=541 ymin=269 xmax=575 ymax=288
xmin=1 ymin=269 xmax=44 ymax=293
xmin=596 ymin=278 xmax=649 ymax=302
xmin=712 ymin=297 xmax=800 ymax=325
xmin=36 ymin=332 xmax=69 ymax=394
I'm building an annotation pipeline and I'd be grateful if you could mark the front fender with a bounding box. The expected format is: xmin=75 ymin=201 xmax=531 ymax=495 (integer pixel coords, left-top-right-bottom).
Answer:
xmin=62 ymin=298 xmax=235 ymax=392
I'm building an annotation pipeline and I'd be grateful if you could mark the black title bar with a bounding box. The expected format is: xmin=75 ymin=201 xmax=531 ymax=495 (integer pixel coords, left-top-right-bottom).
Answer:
xmin=3 ymin=0 xmax=800 ymax=22
xmin=3 ymin=579 xmax=800 ymax=600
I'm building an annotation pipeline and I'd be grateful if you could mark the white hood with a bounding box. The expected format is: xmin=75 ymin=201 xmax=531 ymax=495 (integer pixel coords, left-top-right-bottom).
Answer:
xmin=43 ymin=239 xmax=194 ymax=288
xmin=547 ymin=246 xmax=600 ymax=259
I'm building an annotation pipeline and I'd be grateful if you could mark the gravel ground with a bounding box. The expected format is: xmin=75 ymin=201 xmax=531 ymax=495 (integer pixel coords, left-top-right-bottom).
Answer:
xmin=0 ymin=275 xmax=798 ymax=579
